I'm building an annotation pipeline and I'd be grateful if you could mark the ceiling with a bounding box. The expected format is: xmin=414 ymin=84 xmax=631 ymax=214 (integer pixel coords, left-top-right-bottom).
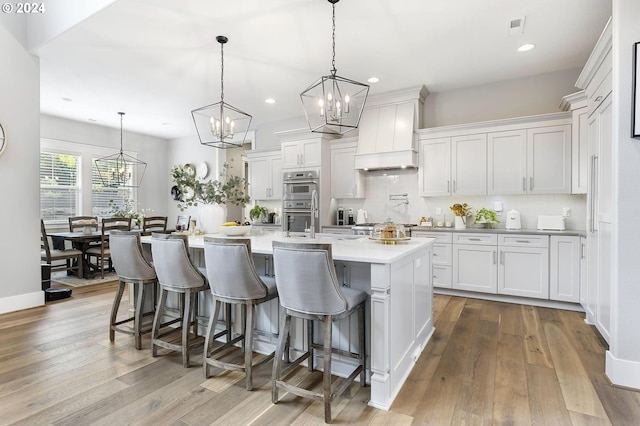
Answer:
xmin=35 ymin=0 xmax=612 ymax=140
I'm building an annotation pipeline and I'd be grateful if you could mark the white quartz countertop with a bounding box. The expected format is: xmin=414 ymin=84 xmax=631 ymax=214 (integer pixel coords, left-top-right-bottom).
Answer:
xmin=141 ymin=231 xmax=434 ymax=264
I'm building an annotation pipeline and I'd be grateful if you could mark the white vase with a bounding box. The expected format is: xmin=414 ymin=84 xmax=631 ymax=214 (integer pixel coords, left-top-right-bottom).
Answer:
xmin=198 ymin=204 xmax=226 ymax=234
xmin=454 ymin=216 xmax=466 ymax=229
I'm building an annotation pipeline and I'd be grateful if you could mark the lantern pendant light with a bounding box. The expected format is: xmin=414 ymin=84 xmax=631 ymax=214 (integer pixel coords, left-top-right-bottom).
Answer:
xmin=94 ymin=112 xmax=147 ymax=188
xmin=300 ymin=0 xmax=369 ymax=135
xmin=191 ymin=35 xmax=252 ymax=149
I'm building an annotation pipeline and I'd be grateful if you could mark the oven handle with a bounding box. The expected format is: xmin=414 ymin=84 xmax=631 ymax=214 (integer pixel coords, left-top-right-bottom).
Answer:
xmin=283 ymin=180 xmax=319 ymax=185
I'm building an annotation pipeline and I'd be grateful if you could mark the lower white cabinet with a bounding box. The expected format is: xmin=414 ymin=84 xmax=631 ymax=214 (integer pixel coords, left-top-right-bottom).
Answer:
xmin=498 ymin=236 xmax=549 ymax=299
xmin=413 ymin=231 xmax=452 ymax=288
xmin=452 ymin=233 xmax=497 ymax=294
xmin=549 ymin=236 xmax=581 ymax=303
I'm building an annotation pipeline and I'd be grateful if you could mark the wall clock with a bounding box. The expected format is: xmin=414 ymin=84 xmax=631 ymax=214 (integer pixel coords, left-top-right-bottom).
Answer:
xmin=0 ymin=123 xmax=5 ymax=157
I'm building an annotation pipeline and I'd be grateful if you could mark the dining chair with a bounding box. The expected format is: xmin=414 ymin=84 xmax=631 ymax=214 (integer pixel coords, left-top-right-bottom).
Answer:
xmin=202 ymin=237 xmax=279 ymax=390
xmin=271 ymin=241 xmax=367 ymax=423
xmin=86 ymin=217 xmax=132 ymax=278
xmin=142 ymin=216 xmax=168 ymax=234
xmin=108 ymin=230 xmax=158 ymax=349
xmin=41 ymin=219 xmax=84 ymax=278
xmin=68 ymin=216 xmax=99 ymax=232
xmin=151 ymin=233 xmax=209 ymax=367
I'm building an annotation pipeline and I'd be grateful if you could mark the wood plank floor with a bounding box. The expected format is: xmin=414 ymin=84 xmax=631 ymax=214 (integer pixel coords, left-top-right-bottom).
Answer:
xmin=1 ymin=283 xmax=639 ymax=425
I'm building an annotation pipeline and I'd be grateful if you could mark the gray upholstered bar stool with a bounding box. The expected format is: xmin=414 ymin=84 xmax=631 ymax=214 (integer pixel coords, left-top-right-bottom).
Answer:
xmin=151 ymin=233 xmax=209 ymax=367
xmin=203 ymin=237 xmax=278 ymax=391
xmin=271 ymin=241 xmax=366 ymax=424
xmin=108 ymin=230 xmax=157 ymax=350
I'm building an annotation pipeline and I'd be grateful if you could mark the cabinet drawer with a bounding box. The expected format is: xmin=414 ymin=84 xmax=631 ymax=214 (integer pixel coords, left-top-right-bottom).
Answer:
xmin=498 ymin=234 xmax=549 ymax=248
xmin=433 ymin=265 xmax=452 ymax=289
xmin=413 ymin=231 xmax=452 ymax=243
xmin=453 ymin=233 xmax=497 ymax=245
xmin=432 ymin=243 xmax=452 ymax=266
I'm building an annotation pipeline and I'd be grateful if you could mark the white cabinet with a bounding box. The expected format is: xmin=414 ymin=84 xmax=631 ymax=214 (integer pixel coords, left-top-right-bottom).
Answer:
xmin=572 ymin=106 xmax=589 ymax=194
xmin=498 ymin=235 xmax=549 ymax=299
xmin=419 ymin=134 xmax=487 ymax=196
xmin=246 ymin=150 xmax=282 ymax=200
xmin=357 ymin=102 xmax=415 ymax=154
xmin=487 ymin=125 xmax=572 ymax=195
xmin=281 ymin=138 xmax=322 ymax=169
xmin=527 ymin=125 xmax=572 ymax=194
xmin=413 ymin=231 xmax=452 ymax=289
xmin=452 ymin=233 xmax=497 ymax=294
xmin=330 ymin=138 xmax=365 ymax=199
xmin=549 ymin=236 xmax=581 ymax=303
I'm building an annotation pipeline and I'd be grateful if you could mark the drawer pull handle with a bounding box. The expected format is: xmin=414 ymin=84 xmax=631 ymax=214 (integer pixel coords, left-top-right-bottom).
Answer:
xmin=469 ymin=238 xmax=481 ymax=241
xmin=433 ymin=253 xmax=438 ymax=257
xmin=515 ymin=240 xmax=530 ymax=243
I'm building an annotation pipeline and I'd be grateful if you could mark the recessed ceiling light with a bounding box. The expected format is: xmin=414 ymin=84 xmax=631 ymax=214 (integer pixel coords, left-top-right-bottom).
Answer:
xmin=517 ymin=43 xmax=535 ymax=52
xmin=88 ymin=118 xmax=97 ymax=122
xmin=161 ymin=122 xmax=171 ymax=126
xmin=61 ymin=97 xmax=73 ymax=102
xmin=367 ymin=77 xmax=380 ymax=84
xmin=265 ymin=98 xmax=276 ymax=104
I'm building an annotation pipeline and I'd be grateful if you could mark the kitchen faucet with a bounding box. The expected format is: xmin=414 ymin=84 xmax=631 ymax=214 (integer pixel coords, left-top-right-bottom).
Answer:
xmin=309 ymin=189 xmax=318 ymax=238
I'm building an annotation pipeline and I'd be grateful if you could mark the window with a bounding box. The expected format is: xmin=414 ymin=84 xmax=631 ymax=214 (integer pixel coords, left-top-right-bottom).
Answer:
xmin=91 ymin=159 xmax=133 ymax=217
xmin=40 ymin=152 xmax=80 ymax=220
xmin=40 ymin=139 xmax=137 ymax=222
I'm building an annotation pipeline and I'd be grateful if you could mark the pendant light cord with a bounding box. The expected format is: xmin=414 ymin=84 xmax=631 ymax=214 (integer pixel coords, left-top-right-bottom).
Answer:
xmin=331 ymin=1 xmax=337 ymax=76
xmin=118 ymin=112 xmax=125 ymax=153
xmin=220 ymin=39 xmax=225 ymax=103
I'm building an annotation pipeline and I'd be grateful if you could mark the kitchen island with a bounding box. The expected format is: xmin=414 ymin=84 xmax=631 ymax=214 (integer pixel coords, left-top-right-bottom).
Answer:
xmin=142 ymin=231 xmax=435 ymax=410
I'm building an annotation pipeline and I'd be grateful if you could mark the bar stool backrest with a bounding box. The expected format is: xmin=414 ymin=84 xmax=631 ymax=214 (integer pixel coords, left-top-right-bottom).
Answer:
xmin=109 ymin=230 xmax=156 ymax=282
xmin=203 ymin=237 xmax=268 ymax=300
xmin=151 ymin=233 xmax=206 ymax=290
xmin=272 ymin=241 xmax=347 ymax=316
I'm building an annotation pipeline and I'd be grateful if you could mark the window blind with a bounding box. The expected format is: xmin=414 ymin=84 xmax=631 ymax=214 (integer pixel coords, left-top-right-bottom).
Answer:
xmin=40 ymin=152 xmax=80 ymax=221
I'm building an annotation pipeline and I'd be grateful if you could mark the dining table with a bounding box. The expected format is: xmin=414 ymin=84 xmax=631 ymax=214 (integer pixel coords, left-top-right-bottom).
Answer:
xmin=48 ymin=231 xmax=105 ymax=278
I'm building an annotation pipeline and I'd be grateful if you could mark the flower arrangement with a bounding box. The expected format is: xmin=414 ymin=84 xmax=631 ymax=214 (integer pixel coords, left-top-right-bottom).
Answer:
xmin=171 ymin=162 xmax=250 ymax=212
xmin=109 ymin=198 xmax=150 ymax=226
xmin=450 ymin=203 xmax=473 ymax=217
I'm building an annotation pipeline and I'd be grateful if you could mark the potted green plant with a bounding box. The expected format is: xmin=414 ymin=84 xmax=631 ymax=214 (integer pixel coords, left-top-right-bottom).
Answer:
xmin=474 ymin=207 xmax=500 ymax=228
xmin=249 ymin=204 xmax=269 ymax=224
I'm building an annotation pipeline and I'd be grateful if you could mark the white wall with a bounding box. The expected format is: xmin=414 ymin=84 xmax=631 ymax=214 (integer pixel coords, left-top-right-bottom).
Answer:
xmin=334 ymin=169 xmax=586 ymax=230
xmin=40 ymin=114 xmax=170 ymax=223
xmin=424 ymin=68 xmax=582 ymax=128
xmin=0 ymin=23 xmax=42 ymax=312
xmin=607 ymin=0 xmax=640 ymax=389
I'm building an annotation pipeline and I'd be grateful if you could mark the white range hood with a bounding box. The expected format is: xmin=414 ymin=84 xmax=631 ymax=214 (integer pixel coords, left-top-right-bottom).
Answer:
xmin=353 ymin=86 xmax=427 ymax=171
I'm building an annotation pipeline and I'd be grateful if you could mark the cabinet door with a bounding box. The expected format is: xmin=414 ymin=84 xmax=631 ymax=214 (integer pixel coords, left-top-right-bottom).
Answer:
xmin=270 ymin=156 xmax=283 ymax=199
xmin=453 ymin=244 xmax=497 ymax=294
xmin=572 ymin=108 xmax=589 ymax=194
xmin=248 ymin=156 xmax=270 ymax=199
xmin=451 ymin=134 xmax=487 ymax=195
xmin=299 ymin=139 xmax=321 ymax=168
xmin=375 ymin=105 xmax=397 ymax=153
xmin=393 ymin=102 xmax=415 ymax=151
xmin=596 ymin=222 xmax=612 ymax=343
xmin=433 ymin=265 xmax=452 ymax=289
xmin=419 ymin=138 xmax=451 ymax=196
xmin=281 ymin=141 xmax=301 ymax=168
xmin=550 ymin=236 xmax=580 ymax=303
xmin=331 ymin=144 xmax=365 ymax=199
xmin=487 ymin=130 xmax=527 ymax=195
xmin=498 ymin=246 xmax=549 ymax=299
xmin=527 ymin=125 xmax=571 ymax=194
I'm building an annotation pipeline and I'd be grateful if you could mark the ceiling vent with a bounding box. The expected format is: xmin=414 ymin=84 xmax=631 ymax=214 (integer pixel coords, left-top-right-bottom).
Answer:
xmin=508 ymin=17 xmax=526 ymax=36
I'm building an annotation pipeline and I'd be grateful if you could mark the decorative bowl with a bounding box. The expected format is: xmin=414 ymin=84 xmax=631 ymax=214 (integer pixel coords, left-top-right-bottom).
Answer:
xmin=218 ymin=225 xmax=252 ymax=236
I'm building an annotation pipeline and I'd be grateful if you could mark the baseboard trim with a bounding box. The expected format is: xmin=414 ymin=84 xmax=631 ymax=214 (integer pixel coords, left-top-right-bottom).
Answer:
xmin=606 ymin=351 xmax=640 ymax=391
xmin=0 ymin=291 xmax=44 ymax=314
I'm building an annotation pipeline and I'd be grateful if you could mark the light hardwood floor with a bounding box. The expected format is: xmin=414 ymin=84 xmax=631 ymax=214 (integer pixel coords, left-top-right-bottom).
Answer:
xmin=1 ymin=282 xmax=639 ymax=425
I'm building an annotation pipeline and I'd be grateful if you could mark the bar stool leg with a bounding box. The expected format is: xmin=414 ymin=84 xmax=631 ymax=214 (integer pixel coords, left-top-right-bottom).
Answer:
xmin=245 ymin=303 xmax=254 ymax=391
xmin=110 ymin=281 xmax=126 ymax=343
xmin=359 ymin=304 xmax=366 ymax=386
xmin=272 ymin=312 xmax=291 ymax=404
xmin=323 ymin=315 xmax=333 ymax=423
xmin=204 ymin=299 xmax=222 ymax=378
xmin=152 ymin=288 xmax=168 ymax=358
xmin=182 ymin=291 xmax=192 ymax=368
xmin=134 ymin=282 xmax=146 ymax=350
xmin=307 ymin=319 xmax=314 ymax=372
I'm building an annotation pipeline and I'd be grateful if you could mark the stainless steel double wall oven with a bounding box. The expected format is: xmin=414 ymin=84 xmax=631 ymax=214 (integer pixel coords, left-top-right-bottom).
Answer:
xmin=282 ymin=170 xmax=319 ymax=233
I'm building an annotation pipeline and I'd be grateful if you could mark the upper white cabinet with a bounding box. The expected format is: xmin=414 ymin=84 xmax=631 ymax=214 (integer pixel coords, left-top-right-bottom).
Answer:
xmin=281 ymin=138 xmax=322 ymax=169
xmin=330 ymin=138 xmax=365 ymax=199
xmin=560 ymin=91 xmax=589 ymax=194
xmin=419 ymin=134 xmax=487 ymax=196
xmin=246 ymin=150 xmax=282 ymax=200
xmin=418 ymin=113 xmax=572 ymax=197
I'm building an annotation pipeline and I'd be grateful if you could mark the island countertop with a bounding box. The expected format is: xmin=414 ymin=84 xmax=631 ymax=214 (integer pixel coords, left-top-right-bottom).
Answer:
xmin=141 ymin=231 xmax=435 ymax=264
